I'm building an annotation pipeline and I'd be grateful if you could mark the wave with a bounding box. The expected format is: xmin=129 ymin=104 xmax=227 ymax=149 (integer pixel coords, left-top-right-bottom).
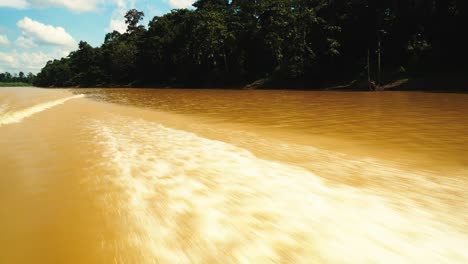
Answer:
xmin=86 ymin=116 xmax=468 ymax=263
xmin=0 ymin=103 xmax=9 ymax=115
xmin=0 ymin=94 xmax=84 ymax=127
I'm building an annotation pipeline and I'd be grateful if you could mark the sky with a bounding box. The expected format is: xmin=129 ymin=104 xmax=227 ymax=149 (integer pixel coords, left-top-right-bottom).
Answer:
xmin=0 ymin=0 xmax=196 ymax=74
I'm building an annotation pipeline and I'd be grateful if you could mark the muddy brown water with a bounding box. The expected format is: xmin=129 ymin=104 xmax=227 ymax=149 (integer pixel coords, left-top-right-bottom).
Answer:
xmin=1 ymin=87 xmax=467 ymax=263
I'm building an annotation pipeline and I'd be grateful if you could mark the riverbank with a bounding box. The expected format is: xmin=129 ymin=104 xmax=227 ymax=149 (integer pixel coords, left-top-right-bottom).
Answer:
xmin=0 ymin=82 xmax=32 ymax=87
xmin=33 ymin=72 xmax=468 ymax=93
xmin=246 ymin=73 xmax=468 ymax=93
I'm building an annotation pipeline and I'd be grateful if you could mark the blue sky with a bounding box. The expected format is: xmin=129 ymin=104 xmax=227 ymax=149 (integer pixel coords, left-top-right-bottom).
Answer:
xmin=0 ymin=0 xmax=195 ymax=73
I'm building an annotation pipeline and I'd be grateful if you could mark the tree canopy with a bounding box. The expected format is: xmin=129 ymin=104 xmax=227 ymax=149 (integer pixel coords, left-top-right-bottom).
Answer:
xmin=0 ymin=71 xmax=35 ymax=84
xmin=34 ymin=0 xmax=468 ymax=88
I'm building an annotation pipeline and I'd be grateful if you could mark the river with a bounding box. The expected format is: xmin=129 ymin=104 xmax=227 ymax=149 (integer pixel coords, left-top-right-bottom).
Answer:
xmin=1 ymin=87 xmax=467 ymax=263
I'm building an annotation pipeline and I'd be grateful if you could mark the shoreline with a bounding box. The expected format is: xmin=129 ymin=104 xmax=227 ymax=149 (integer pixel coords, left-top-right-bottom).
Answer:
xmin=16 ymin=75 xmax=468 ymax=93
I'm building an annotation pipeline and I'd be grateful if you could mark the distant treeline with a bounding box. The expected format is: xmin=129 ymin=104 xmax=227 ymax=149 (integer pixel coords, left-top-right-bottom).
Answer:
xmin=34 ymin=0 xmax=468 ymax=88
xmin=0 ymin=72 xmax=36 ymax=84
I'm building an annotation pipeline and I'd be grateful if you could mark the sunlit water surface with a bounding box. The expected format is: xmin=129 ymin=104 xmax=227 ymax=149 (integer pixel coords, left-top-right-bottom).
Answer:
xmin=1 ymin=87 xmax=467 ymax=263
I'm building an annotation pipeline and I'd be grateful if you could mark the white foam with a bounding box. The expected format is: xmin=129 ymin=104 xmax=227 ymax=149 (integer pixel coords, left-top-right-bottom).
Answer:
xmin=87 ymin=116 xmax=468 ymax=264
xmin=0 ymin=94 xmax=84 ymax=127
xmin=0 ymin=103 xmax=9 ymax=114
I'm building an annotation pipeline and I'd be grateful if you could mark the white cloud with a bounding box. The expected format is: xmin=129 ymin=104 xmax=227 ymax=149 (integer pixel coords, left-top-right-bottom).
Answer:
xmin=146 ymin=5 xmax=162 ymax=18
xmin=106 ymin=0 xmax=136 ymax=33
xmin=15 ymin=36 xmax=37 ymax=49
xmin=164 ymin=0 xmax=194 ymax=9
xmin=31 ymin=0 xmax=104 ymax=12
xmin=0 ymin=52 xmax=14 ymax=66
xmin=0 ymin=48 xmax=70 ymax=73
xmin=108 ymin=18 xmax=127 ymax=33
xmin=0 ymin=0 xmax=103 ymax=12
xmin=0 ymin=34 xmax=10 ymax=46
xmin=0 ymin=0 xmax=28 ymax=9
xmin=17 ymin=17 xmax=76 ymax=48
xmin=113 ymin=0 xmax=128 ymax=9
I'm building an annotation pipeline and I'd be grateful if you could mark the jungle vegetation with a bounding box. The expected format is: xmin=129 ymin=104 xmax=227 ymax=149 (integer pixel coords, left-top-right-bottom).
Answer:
xmin=33 ymin=0 xmax=468 ymax=89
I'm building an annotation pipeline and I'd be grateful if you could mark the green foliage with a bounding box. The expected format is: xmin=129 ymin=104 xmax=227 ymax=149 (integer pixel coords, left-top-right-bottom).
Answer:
xmin=0 ymin=71 xmax=35 ymax=84
xmin=33 ymin=2 xmax=468 ymax=88
xmin=125 ymin=9 xmax=145 ymax=33
xmin=0 ymin=82 xmax=32 ymax=87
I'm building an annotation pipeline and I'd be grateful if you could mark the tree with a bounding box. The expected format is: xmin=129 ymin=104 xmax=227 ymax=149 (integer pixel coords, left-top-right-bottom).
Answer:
xmin=33 ymin=3 xmax=468 ymax=89
xmin=4 ymin=72 xmax=11 ymax=82
xmin=193 ymin=0 xmax=229 ymax=10
xmin=27 ymin=72 xmax=35 ymax=83
xmin=125 ymin=9 xmax=145 ymax=33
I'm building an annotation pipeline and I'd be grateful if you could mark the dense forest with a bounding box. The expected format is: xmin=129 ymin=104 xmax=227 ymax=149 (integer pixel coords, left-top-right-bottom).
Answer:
xmin=0 ymin=72 xmax=36 ymax=85
xmin=34 ymin=0 xmax=468 ymax=89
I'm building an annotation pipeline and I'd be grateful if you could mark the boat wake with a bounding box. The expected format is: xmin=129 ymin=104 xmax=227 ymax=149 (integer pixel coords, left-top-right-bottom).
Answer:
xmin=86 ymin=115 xmax=468 ymax=263
xmin=0 ymin=94 xmax=84 ymax=127
xmin=0 ymin=103 xmax=9 ymax=115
